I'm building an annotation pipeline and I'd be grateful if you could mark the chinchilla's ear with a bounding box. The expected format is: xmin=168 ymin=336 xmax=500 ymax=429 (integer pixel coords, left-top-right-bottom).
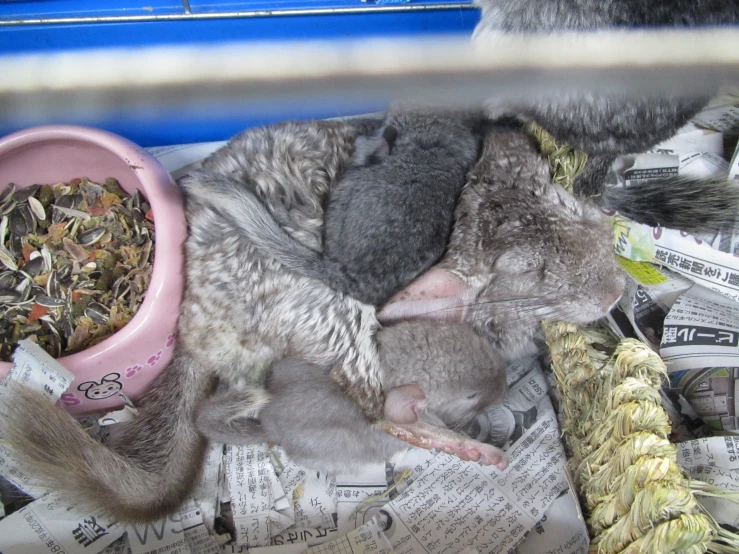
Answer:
xmin=352 ymin=125 xmax=398 ymax=166
xmin=378 ymin=268 xmax=471 ymax=324
xmin=384 ymin=384 xmax=427 ymax=424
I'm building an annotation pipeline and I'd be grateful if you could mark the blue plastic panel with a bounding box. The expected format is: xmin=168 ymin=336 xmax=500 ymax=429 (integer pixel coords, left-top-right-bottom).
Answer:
xmin=0 ymin=8 xmax=479 ymax=52
xmin=0 ymin=0 xmax=184 ymax=19
xmin=189 ymin=0 xmax=471 ymax=12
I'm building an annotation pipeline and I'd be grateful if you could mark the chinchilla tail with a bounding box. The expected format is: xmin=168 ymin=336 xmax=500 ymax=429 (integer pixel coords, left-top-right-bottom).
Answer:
xmin=601 ymin=175 xmax=739 ymax=234
xmin=0 ymin=349 xmax=216 ymax=524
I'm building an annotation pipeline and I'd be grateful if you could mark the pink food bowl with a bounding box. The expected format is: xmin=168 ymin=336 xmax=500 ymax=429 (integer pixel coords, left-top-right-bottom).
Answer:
xmin=0 ymin=125 xmax=186 ymax=415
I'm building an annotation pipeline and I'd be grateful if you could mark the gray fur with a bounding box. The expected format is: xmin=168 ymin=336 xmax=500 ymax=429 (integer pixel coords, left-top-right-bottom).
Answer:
xmin=379 ymin=126 xmax=626 ymax=359
xmin=0 ymin=118 xmax=391 ymax=524
xmin=189 ymin=107 xmax=486 ymax=307
xmin=473 ymin=0 xmax=739 ymax=232
xmin=473 ymin=0 xmax=739 ymax=34
xmin=196 ymin=321 xmax=507 ymax=473
xmin=601 ymin=175 xmax=739 ymax=233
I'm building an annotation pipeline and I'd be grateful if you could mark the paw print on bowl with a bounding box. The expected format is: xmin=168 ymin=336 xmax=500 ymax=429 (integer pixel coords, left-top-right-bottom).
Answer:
xmin=147 ymin=351 xmax=163 ymax=367
xmin=166 ymin=334 xmax=175 ymax=348
xmin=125 ymin=364 xmax=144 ymax=378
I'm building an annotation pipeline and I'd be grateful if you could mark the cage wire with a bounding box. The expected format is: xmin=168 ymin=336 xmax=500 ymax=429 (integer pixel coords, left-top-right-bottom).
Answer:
xmin=0 ymin=29 xmax=738 ymax=125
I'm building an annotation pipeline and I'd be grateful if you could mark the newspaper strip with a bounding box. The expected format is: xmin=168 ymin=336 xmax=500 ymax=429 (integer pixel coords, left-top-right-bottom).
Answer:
xmin=0 ymin=492 xmax=124 ymax=554
xmin=272 ymin=446 xmax=337 ymax=533
xmin=660 ymin=285 xmax=739 ymax=370
xmin=98 ymin=392 xmax=139 ymax=426
xmin=677 ymin=436 xmax=739 ymax=527
xmin=125 ymin=498 xmax=221 ymax=554
xmin=620 ymin=153 xmax=679 ymax=186
xmin=305 ymin=517 xmax=395 ymax=554
xmin=650 ymin=122 xmax=724 ymax=157
xmin=616 ymin=273 xmax=694 ymax=351
xmin=611 ymin=119 xmax=725 ymax=188
xmin=224 ymin=444 xmax=293 ymax=547
xmin=730 ymin=139 xmax=739 ymax=180
xmin=221 ymin=543 xmax=307 ymax=554
xmin=180 ymin=498 xmax=221 ymax=554
xmin=272 ymin=527 xmax=340 ymax=549
xmin=192 ymin=443 xmax=225 ymax=532
xmin=0 ymin=338 xmax=75 ymax=401
xmin=612 ymin=215 xmax=739 ymax=303
xmin=514 ymin=489 xmax=588 ymax=554
xmin=336 ymin=464 xmax=390 ymax=536
xmin=99 ymin=536 xmax=133 ymax=554
xmin=691 ymin=93 xmax=739 ymax=135
xmin=127 ymin=512 xmax=188 ymax=554
xmin=678 ymin=151 xmax=729 ymax=179
xmin=380 ymin=400 xmax=568 ymax=554
xmin=225 ymin=444 xmax=272 ymax=547
xmin=0 ymin=339 xmax=77 ymax=498
xmin=656 ymin=285 xmax=739 ymax=432
xmin=267 ymin=462 xmax=291 ymax=515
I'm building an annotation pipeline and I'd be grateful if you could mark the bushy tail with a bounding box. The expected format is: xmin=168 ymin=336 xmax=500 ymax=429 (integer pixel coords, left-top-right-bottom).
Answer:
xmin=195 ymin=388 xmax=271 ymax=446
xmin=183 ymin=176 xmax=349 ymax=292
xmin=601 ymin=175 xmax=739 ymax=234
xmin=0 ymin=349 xmax=217 ymax=524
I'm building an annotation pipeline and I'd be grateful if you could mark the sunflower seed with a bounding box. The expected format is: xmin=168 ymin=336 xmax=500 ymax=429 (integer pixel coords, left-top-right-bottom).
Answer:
xmin=52 ymin=205 xmax=91 ymax=221
xmin=0 ymin=246 xmax=17 ymax=271
xmin=0 ymin=183 xmax=14 ymax=205
xmin=62 ymin=237 xmax=90 ymax=262
xmin=0 ymin=288 xmax=21 ymax=303
xmin=9 ymin=205 xmax=34 ymax=236
xmin=0 ymin=271 xmax=15 ymax=288
xmin=28 ymin=196 xmax=46 ymax=221
xmin=55 ymin=194 xmax=74 ymax=209
xmin=1 ymin=199 xmax=16 ymax=215
xmin=22 ymin=256 xmax=45 ymax=277
xmin=77 ymin=227 xmax=105 ymax=246
xmin=84 ymin=301 xmax=109 ymax=324
xmin=46 ymin=271 xmax=61 ymax=299
xmin=41 ymin=244 xmax=52 ymax=273
xmin=35 ymin=294 xmax=66 ymax=308
xmin=7 ymin=235 xmax=21 ymax=257
xmin=13 ymin=185 xmax=40 ymax=203
xmin=56 ymin=264 xmax=71 ymax=283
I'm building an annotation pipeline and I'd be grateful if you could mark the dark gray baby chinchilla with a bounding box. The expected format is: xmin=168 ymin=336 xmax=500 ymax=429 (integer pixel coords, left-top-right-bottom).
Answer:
xmin=473 ymin=0 xmax=739 ymax=234
xmin=379 ymin=124 xmax=627 ymax=360
xmin=196 ymin=320 xmax=509 ymax=473
xmin=194 ymin=106 xmax=488 ymax=307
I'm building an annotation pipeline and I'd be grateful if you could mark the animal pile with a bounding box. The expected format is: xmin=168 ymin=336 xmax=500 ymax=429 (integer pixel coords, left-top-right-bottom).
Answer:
xmin=0 ymin=111 xmax=635 ymax=528
xmin=3 ymin=0 xmax=739 ymax=537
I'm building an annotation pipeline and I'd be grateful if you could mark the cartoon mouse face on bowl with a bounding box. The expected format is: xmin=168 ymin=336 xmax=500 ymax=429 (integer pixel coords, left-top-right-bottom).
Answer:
xmin=77 ymin=373 xmax=123 ymax=400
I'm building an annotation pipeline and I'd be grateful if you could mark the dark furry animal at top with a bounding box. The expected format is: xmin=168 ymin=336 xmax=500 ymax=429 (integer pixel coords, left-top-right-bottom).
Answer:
xmin=473 ymin=0 xmax=739 ymax=234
